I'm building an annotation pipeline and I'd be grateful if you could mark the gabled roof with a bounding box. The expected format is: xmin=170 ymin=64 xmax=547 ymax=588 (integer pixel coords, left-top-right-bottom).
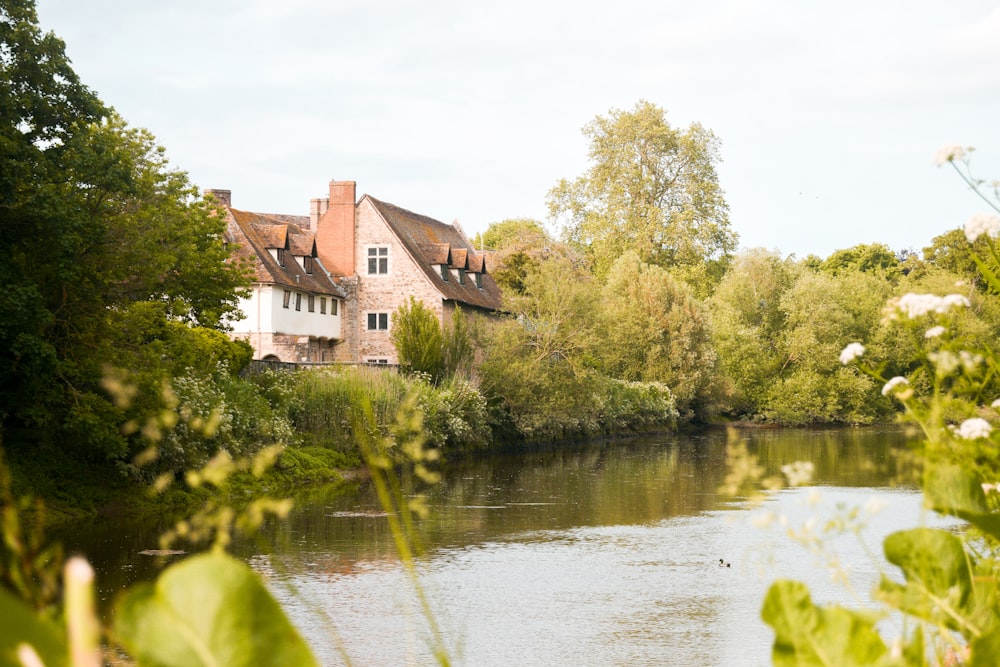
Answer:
xmin=450 ymin=248 xmax=469 ymax=269
xmin=227 ymin=208 xmax=345 ymax=297
xmin=365 ymin=196 xmax=503 ymax=311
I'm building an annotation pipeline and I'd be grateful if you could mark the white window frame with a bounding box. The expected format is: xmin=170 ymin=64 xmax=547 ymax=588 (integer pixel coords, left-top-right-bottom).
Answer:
xmin=366 ymin=246 xmax=389 ymax=275
xmin=366 ymin=311 xmax=390 ymax=331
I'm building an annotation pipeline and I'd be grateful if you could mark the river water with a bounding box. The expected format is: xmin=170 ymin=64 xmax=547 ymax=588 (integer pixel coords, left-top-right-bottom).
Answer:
xmin=62 ymin=426 xmax=943 ymax=666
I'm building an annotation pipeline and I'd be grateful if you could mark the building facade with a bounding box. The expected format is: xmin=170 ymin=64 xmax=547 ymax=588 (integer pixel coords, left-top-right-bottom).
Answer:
xmin=216 ymin=180 xmax=502 ymax=365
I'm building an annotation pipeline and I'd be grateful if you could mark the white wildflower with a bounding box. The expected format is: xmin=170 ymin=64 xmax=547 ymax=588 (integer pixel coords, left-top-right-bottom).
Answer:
xmin=925 ymin=326 xmax=946 ymax=338
xmin=991 ymin=398 xmax=1000 ymax=409
xmin=864 ymin=497 xmax=886 ymax=515
xmin=964 ymin=213 xmax=1000 ymax=243
xmin=954 ymin=417 xmax=992 ymax=440
xmin=959 ymin=350 xmax=984 ymax=371
xmin=942 ymin=294 xmax=971 ymax=310
xmin=839 ymin=342 xmax=865 ymax=365
xmin=929 ymin=351 xmax=960 ymax=376
xmin=982 ymin=483 xmax=998 ymax=495
xmin=781 ymin=460 xmax=815 ymax=487
xmin=888 ymin=293 xmax=970 ymax=320
xmin=881 ymin=376 xmax=909 ymax=396
xmin=933 ymin=144 xmax=967 ymax=166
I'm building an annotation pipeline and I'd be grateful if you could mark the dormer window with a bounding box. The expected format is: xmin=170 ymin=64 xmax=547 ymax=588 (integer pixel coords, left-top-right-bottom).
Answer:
xmin=440 ymin=265 xmax=449 ymax=281
xmin=458 ymin=268 xmax=466 ymax=285
xmin=475 ymin=272 xmax=483 ymax=289
xmin=276 ymin=248 xmax=286 ymax=267
xmin=304 ymin=256 xmax=314 ymax=274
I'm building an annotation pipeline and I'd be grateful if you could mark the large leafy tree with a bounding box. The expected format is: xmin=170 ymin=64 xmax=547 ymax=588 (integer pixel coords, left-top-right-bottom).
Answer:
xmin=818 ymin=243 xmax=902 ymax=279
xmin=600 ymin=252 xmax=716 ymax=420
xmin=547 ymin=100 xmax=737 ymax=289
xmin=0 ymin=2 xmax=250 ymax=456
xmin=709 ymin=248 xmax=799 ymax=417
xmin=477 ymin=255 xmax=604 ymax=438
xmin=764 ymin=269 xmax=891 ymax=424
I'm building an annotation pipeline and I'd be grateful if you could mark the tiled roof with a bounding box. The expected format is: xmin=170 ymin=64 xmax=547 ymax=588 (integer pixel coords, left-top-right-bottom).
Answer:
xmin=450 ymin=248 xmax=468 ymax=269
xmin=227 ymin=208 xmax=345 ymax=297
xmin=365 ymin=196 xmax=503 ymax=311
xmin=420 ymin=243 xmax=451 ymax=265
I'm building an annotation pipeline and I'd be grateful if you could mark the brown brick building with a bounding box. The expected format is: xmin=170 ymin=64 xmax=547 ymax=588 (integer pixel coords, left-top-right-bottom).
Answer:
xmin=219 ymin=181 xmax=503 ymax=364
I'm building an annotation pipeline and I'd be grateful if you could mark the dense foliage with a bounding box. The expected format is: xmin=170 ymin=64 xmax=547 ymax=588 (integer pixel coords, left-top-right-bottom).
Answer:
xmin=547 ymin=100 xmax=737 ymax=289
xmin=758 ymin=147 xmax=1000 ymax=664
xmin=0 ymin=2 xmax=253 ymax=473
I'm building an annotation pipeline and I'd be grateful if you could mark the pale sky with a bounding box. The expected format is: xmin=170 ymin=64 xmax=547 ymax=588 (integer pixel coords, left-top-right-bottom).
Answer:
xmin=34 ymin=0 xmax=1000 ymax=259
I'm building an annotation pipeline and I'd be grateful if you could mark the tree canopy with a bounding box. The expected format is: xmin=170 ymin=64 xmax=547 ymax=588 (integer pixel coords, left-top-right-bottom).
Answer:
xmin=0 ymin=1 xmax=251 ymax=457
xmin=547 ymin=100 xmax=737 ymax=287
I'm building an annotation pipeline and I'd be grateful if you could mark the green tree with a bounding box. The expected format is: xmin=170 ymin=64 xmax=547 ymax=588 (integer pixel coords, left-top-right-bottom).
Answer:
xmin=765 ymin=269 xmax=891 ymax=424
xmin=476 ymin=217 xmax=578 ymax=296
xmin=442 ymin=306 xmax=474 ymax=380
xmin=392 ymin=297 xmax=446 ymax=382
xmin=0 ymin=0 xmax=106 ymax=439
xmin=547 ymin=100 xmax=737 ymax=288
xmin=922 ymin=227 xmax=987 ymax=290
xmin=819 ymin=243 xmax=902 ymax=279
xmin=601 ymin=252 xmax=716 ymax=420
xmin=709 ymin=249 xmax=799 ymax=417
xmin=0 ymin=3 xmax=251 ymax=458
xmin=477 ymin=255 xmax=604 ymax=438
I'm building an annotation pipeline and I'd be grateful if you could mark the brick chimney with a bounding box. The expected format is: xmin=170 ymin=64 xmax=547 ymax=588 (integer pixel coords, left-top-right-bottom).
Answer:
xmin=315 ymin=180 xmax=356 ymax=276
xmin=309 ymin=197 xmax=329 ymax=231
xmin=204 ymin=188 xmax=232 ymax=207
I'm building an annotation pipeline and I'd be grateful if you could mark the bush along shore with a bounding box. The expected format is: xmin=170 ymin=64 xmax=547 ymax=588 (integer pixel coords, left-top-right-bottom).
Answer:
xmin=4 ymin=362 xmax=680 ymax=523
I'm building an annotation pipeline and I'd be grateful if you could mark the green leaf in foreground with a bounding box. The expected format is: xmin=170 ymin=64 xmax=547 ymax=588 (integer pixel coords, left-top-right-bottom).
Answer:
xmin=924 ymin=463 xmax=1000 ymax=541
xmin=0 ymin=586 xmax=65 ymax=667
xmin=762 ymin=579 xmax=887 ymax=666
xmin=112 ymin=551 xmax=319 ymax=667
xmin=878 ymin=528 xmax=972 ymax=631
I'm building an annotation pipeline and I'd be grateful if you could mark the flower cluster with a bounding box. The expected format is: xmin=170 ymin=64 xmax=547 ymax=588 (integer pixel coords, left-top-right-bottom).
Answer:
xmin=933 ymin=144 xmax=969 ymax=166
xmin=964 ymin=212 xmax=1000 ymax=243
xmin=924 ymin=325 xmax=946 ymax=338
xmin=881 ymin=376 xmax=909 ymax=397
xmin=780 ymin=460 xmax=815 ymax=487
xmin=884 ymin=292 xmax=970 ymax=320
xmin=928 ymin=350 xmax=983 ymax=376
xmin=839 ymin=342 xmax=865 ymax=365
xmin=953 ymin=417 xmax=993 ymax=440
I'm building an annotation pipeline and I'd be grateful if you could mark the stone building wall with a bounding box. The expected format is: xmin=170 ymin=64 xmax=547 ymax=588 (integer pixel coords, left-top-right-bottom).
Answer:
xmin=353 ymin=198 xmax=443 ymax=364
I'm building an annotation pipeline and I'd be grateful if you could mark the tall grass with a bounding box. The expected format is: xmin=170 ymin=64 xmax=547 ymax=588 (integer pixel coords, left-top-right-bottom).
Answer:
xmin=290 ymin=366 xmax=413 ymax=452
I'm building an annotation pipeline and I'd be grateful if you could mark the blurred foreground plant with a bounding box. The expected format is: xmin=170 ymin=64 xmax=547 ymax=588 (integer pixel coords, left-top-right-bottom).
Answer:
xmin=755 ymin=148 xmax=1000 ymax=666
xmin=1 ymin=367 xmax=454 ymax=666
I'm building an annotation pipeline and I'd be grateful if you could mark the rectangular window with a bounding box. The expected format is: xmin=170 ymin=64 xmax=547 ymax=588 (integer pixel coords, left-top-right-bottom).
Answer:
xmin=308 ymin=295 xmax=315 ymax=312
xmin=367 ymin=246 xmax=389 ymax=274
xmin=276 ymin=248 xmax=286 ymax=267
xmin=320 ymin=297 xmax=326 ymax=314
xmin=475 ymin=272 xmax=483 ymax=289
xmin=295 ymin=293 xmax=302 ymax=311
xmin=283 ymin=290 xmax=291 ymax=308
xmin=440 ymin=265 xmax=449 ymax=281
xmin=331 ymin=299 xmax=339 ymax=315
xmin=367 ymin=312 xmax=389 ymax=330
xmin=304 ymin=256 xmax=314 ymax=274
xmin=458 ymin=268 xmax=466 ymax=285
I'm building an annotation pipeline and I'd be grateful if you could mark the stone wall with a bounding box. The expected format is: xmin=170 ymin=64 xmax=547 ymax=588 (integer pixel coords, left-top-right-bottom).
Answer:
xmin=353 ymin=198 xmax=443 ymax=364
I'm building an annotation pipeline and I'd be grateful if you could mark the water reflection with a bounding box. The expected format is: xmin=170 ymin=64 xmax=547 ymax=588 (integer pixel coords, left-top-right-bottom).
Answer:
xmin=233 ymin=427 xmax=922 ymax=666
xmin=52 ymin=427 xmax=927 ymax=665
